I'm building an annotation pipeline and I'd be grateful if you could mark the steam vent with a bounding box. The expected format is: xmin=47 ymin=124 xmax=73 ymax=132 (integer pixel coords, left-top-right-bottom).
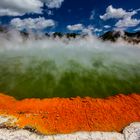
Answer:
xmin=0 ymin=93 xmax=139 ymax=139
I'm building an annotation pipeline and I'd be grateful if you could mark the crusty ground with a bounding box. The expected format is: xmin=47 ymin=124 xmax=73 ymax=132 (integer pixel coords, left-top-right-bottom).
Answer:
xmin=0 ymin=93 xmax=140 ymax=135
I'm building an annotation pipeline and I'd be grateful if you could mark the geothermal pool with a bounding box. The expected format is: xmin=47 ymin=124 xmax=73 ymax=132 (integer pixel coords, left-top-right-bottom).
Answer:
xmin=0 ymin=33 xmax=140 ymax=139
xmin=0 ymin=34 xmax=140 ymax=99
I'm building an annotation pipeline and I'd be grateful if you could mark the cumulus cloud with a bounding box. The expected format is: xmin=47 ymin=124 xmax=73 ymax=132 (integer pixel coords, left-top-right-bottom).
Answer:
xmin=42 ymin=0 xmax=64 ymax=8
xmin=0 ymin=0 xmax=64 ymax=16
xmin=82 ymin=25 xmax=94 ymax=35
xmin=0 ymin=0 xmax=43 ymax=16
xmin=10 ymin=17 xmax=55 ymax=30
xmin=100 ymin=5 xmax=137 ymax=20
xmin=101 ymin=5 xmax=140 ymax=29
xmin=67 ymin=24 xmax=94 ymax=35
xmin=67 ymin=24 xmax=84 ymax=31
xmin=115 ymin=17 xmax=140 ymax=28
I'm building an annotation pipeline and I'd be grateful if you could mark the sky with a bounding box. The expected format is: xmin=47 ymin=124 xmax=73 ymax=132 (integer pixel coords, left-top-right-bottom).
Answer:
xmin=0 ymin=0 xmax=140 ymax=35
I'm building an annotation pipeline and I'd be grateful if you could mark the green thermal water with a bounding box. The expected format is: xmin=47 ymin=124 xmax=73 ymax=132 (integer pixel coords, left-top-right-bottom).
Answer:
xmin=0 ymin=52 xmax=140 ymax=99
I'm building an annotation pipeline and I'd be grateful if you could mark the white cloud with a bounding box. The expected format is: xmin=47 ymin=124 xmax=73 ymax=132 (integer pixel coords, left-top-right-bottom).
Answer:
xmin=100 ymin=5 xmax=137 ymax=20
xmin=94 ymin=28 xmax=102 ymax=32
xmin=0 ymin=0 xmax=43 ymax=16
xmin=115 ymin=17 xmax=140 ymax=28
xmin=82 ymin=25 xmax=94 ymax=34
xmin=67 ymin=24 xmax=94 ymax=35
xmin=10 ymin=17 xmax=55 ymax=30
xmin=101 ymin=5 xmax=140 ymax=29
xmin=67 ymin=24 xmax=84 ymax=31
xmin=104 ymin=25 xmax=111 ymax=29
xmin=42 ymin=0 xmax=64 ymax=8
xmin=47 ymin=10 xmax=53 ymax=15
xmin=0 ymin=0 xmax=64 ymax=16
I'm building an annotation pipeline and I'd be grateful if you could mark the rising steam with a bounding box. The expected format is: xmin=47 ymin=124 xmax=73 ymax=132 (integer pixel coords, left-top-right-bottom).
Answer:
xmin=0 ymin=30 xmax=140 ymax=99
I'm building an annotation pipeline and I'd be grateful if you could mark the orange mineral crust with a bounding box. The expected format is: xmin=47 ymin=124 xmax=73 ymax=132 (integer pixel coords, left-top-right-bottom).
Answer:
xmin=0 ymin=93 xmax=140 ymax=135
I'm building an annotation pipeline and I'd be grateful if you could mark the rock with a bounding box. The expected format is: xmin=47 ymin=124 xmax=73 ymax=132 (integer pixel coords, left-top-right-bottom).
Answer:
xmin=123 ymin=122 xmax=140 ymax=140
xmin=0 ymin=129 xmax=124 ymax=140
xmin=1 ymin=122 xmax=140 ymax=140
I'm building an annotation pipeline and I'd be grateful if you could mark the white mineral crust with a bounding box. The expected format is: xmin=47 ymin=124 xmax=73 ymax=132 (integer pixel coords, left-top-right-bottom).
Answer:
xmin=0 ymin=122 xmax=140 ymax=140
xmin=123 ymin=122 xmax=140 ymax=140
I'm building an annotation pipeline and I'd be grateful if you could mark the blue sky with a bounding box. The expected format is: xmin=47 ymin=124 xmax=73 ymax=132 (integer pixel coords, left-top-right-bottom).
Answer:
xmin=0 ymin=0 xmax=140 ymax=34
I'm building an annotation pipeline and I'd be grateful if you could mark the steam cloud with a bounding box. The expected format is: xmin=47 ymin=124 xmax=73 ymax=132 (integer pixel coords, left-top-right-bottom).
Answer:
xmin=0 ymin=30 xmax=140 ymax=99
